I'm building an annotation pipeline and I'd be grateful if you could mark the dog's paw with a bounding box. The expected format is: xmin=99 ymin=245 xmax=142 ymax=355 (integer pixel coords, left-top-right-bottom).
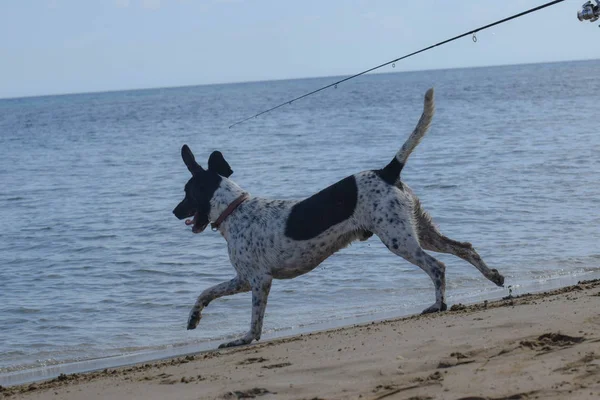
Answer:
xmin=489 ymin=269 xmax=505 ymax=287
xmin=421 ymin=302 xmax=447 ymax=314
xmin=218 ymin=336 xmax=252 ymax=349
xmin=187 ymin=309 xmax=202 ymax=330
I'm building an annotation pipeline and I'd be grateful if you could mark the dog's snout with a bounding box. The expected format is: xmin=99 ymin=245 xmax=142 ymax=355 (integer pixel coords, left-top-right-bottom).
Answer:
xmin=173 ymin=201 xmax=189 ymax=220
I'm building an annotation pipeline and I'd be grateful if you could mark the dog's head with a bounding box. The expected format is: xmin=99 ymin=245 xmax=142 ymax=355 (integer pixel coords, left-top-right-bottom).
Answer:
xmin=173 ymin=145 xmax=233 ymax=233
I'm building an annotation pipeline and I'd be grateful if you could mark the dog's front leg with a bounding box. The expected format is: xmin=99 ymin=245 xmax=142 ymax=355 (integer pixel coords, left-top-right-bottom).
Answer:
xmin=187 ymin=276 xmax=250 ymax=330
xmin=219 ymin=276 xmax=272 ymax=348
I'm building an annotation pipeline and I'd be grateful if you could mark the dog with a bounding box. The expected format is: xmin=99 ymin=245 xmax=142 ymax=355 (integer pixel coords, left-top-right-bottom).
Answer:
xmin=173 ymin=88 xmax=505 ymax=348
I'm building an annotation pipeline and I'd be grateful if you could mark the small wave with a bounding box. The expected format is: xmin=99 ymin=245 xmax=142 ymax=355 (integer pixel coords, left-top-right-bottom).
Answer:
xmin=156 ymin=261 xmax=191 ymax=267
xmin=2 ymin=317 xmax=31 ymax=324
xmin=45 ymin=325 xmax=77 ymax=332
xmin=114 ymin=260 xmax=135 ymax=265
xmin=423 ymin=184 xmax=458 ymax=189
xmin=72 ymin=245 xmax=106 ymax=253
xmin=0 ymin=350 xmax=26 ymax=358
xmin=132 ymin=268 xmax=171 ymax=276
xmin=12 ymin=307 xmax=41 ymax=314
xmin=43 ymin=274 xmax=63 ymax=279
xmin=79 ymin=234 xmax=118 ymax=241
xmin=0 ymin=356 xmax=83 ymax=374
xmin=134 ymin=302 xmax=172 ymax=309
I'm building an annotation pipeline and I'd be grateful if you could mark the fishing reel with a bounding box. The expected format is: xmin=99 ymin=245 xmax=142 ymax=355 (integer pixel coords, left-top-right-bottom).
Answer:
xmin=578 ymin=1 xmax=600 ymax=25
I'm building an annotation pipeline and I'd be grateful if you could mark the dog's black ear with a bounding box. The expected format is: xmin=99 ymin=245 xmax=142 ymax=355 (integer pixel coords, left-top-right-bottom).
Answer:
xmin=208 ymin=151 xmax=233 ymax=177
xmin=182 ymin=145 xmax=203 ymax=175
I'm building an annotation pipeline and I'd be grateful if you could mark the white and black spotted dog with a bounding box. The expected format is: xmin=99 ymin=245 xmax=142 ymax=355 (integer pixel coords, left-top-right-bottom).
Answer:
xmin=173 ymin=88 xmax=505 ymax=348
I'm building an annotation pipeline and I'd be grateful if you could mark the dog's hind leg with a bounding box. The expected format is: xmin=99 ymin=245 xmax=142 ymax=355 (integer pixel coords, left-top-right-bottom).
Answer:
xmin=187 ymin=276 xmax=250 ymax=330
xmin=219 ymin=276 xmax=272 ymax=348
xmin=374 ymin=223 xmax=447 ymax=314
xmin=414 ymin=200 xmax=504 ymax=287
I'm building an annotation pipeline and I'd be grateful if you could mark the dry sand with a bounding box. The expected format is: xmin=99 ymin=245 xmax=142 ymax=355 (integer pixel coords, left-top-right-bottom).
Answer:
xmin=2 ymin=279 xmax=600 ymax=400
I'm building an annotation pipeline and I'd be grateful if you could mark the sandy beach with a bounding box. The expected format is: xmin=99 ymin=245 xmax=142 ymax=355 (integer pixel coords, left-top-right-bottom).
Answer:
xmin=2 ymin=279 xmax=599 ymax=400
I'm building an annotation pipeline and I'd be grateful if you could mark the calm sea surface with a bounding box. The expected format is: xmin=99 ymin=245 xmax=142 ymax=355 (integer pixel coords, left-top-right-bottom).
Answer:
xmin=1 ymin=60 xmax=600 ymax=382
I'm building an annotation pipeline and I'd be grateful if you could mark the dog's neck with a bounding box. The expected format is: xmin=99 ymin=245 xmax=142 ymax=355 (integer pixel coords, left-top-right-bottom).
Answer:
xmin=208 ymin=178 xmax=248 ymax=229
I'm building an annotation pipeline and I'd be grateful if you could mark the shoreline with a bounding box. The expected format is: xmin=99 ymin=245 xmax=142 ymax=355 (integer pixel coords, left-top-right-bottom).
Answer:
xmin=2 ymin=278 xmax=599 ymax=399
xmin=2 ymin=270 xmax=599 ymax=389
xmin=2 ymin=270 xmax=598 ymax=388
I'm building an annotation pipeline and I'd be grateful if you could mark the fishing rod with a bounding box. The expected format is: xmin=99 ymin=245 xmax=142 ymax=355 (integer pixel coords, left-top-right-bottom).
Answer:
xmin=229 ymin=0 xmax=597 ymax=129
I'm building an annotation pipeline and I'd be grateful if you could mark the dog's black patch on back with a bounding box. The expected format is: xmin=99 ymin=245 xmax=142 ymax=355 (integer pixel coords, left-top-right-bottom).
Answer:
xmin=375 ymin=158 xmax=404 ymax=188
xmin=285 ymin=176 xmax=358 ymax=240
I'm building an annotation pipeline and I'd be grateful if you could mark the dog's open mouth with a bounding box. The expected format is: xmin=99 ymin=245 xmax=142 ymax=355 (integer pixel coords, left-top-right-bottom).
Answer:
xmin=185 ymin=212 xmax=209 ymax=234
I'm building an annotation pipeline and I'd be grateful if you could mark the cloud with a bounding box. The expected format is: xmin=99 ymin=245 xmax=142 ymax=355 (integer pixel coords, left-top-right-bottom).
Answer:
xmin=115 ymin=0 xmax=130 ymax=8
xmin=141 ymin=0 xmax=161 ymax=10
xmin=363 ymin=11 xmax=377 ymax=20
xmin=304 ymin=15 xmax=321 ymax=23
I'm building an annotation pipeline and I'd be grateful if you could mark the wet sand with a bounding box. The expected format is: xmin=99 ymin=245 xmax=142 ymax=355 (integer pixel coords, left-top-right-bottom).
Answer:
xmin=2 ymin=279 xmax=599 ymax=400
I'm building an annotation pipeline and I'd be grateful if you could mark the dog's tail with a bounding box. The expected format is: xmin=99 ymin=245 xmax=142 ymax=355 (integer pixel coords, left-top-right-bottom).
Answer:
xmin=379 ymin=88 xmax=435 ymax=183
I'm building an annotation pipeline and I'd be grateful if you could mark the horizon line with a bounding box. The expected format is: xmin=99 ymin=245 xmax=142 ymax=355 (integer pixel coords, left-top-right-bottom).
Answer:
xmin=2 ymin=57 xmax=598 ymax=102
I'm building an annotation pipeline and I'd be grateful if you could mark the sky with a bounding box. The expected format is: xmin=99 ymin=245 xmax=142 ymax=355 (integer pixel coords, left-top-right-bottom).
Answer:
xmin=1 ymin=0 xmax=598 ymax=99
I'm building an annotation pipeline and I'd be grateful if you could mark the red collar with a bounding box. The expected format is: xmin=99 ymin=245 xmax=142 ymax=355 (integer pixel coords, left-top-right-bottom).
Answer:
xmin=211 ymin=194 xmax=249 ymax=231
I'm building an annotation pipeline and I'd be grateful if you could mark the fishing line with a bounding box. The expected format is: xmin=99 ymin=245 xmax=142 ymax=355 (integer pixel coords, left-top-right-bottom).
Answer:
xmin=229 ymin=0 xmax=567 ymax=129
